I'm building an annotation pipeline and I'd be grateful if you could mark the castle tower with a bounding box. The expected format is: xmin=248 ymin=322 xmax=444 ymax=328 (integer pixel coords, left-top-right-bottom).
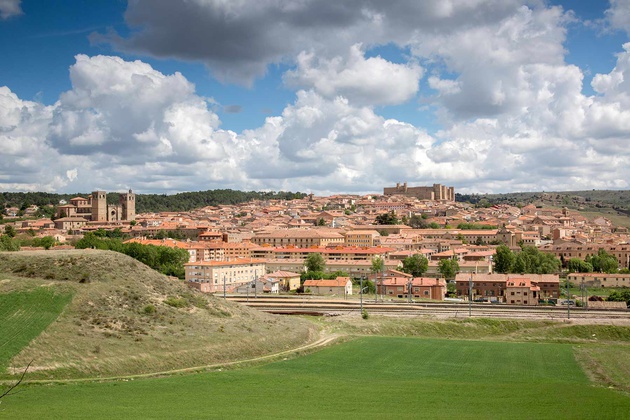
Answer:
xmin=91 ymin=190 xmax=107 ymax=222
xmin=120 ymin=189 xmax=136 ymax=221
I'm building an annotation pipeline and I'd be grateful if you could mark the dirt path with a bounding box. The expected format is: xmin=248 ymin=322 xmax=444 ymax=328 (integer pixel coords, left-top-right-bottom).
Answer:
xmin=0 ymin=331 xmax=344 ymax=386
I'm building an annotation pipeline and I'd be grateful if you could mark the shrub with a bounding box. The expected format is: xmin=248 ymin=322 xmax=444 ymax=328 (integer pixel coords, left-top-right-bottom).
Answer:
xmin=362 ymin=309 xmax=369 ymax=320
xmin=143 ymin=304 xmax=156 ymax=315
xmin=164 ymin=296 xmax=188 ymax=308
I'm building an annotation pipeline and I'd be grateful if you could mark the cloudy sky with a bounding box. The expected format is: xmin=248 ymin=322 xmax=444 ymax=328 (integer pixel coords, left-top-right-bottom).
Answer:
xmin=1 ymin=0 xmax=630 ymax=195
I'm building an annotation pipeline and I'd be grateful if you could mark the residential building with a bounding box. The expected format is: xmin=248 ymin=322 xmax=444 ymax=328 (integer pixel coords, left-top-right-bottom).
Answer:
xmin=185 ymin=259 xmax=266 ymax=293
xmin=251 ymin=228 xmax=344 ymax=247
xmin=264 ymin=270 xmax=301 ymax=291
xmin=304 ymin=277 xmax=352 ymax=296
xmin=379 ymin=276 xmax=446 ymax=300
xmin=454 ymin=273 xmax=559 ymax=303
xmin=344 ymin=230 xmax=381 ymax=247
xmin=567 ymin=272 xmax=630 ymax=288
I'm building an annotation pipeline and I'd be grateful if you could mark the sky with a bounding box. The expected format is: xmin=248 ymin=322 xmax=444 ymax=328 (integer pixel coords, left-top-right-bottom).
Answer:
xmin=2 ymin=1 xmax=630 ymax=196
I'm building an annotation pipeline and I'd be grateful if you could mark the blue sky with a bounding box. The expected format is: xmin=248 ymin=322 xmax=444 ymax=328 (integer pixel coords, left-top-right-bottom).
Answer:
xmin=1 ymin=0 xmax=630 ymax=195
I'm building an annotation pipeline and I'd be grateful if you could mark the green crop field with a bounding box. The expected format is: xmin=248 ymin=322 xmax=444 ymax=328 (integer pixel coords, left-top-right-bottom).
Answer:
xmin=0 ymin=288 xmax=72 ymax=372
xmin=3 ymin=336 xmax=629 ymax=419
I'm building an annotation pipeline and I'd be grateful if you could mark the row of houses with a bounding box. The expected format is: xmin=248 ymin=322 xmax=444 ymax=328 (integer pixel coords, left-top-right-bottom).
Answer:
xmin=454 ymin=273 xmax=560 ymax=305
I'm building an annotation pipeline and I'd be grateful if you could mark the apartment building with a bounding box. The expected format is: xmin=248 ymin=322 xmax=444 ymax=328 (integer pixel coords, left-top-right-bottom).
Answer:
xmin=251 ymin=229 xmax=344 ymax=247
xmin=185 ymin=259 xmax=266 ymax=293
xmin=344 ymin=230 xmax=381 ymax=247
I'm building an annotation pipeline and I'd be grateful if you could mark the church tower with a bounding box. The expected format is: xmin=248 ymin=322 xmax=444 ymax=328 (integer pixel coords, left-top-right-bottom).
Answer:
xmin=91 ymin=190 xmax=107 ymax=222
xmin=120 ymin=189 xmax=136 ymax=221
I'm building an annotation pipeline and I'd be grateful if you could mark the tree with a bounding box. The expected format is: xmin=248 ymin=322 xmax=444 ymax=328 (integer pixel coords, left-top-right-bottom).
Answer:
xmin=34 ymin=236 xmax=55 ymax=250
xmin=317 ymin=218 xmax=326 ymax=226
xmin=587 ymin=249 xmax=618 ymax=274
xmin=607 ymin=290 xmax=630 ymax=307
xmin=4 ymin=224 xmax=16 ymax=238
xmin=375 ymin=211 xmax=399 ymax=225
xmin=0 ymin=235 xmax=20 ymax=251
xmin=513 ymin=246 xmax=561 ymax=274
xmin=566 ymin=258 xmax=593 ymax=273
xmin=494 ymin=245 xmax=515 ymax=273
xmin=371 ymin=256 xmax=384 ymax=274
xmin=305 ymin=253 xmax=325 ymax=272
xmin=401 ymin=254 xmax=429 ymax=277
xmin=438 ymin=258 xmax=459 ymax=279
xmin=408 ymin=214 xmax=429 ymax=229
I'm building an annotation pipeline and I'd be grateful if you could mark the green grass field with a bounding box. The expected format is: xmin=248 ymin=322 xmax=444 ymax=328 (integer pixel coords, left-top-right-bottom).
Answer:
xmin=3 ymin=337 xmax=629 ymax=419
xmin=0 ymin=288 xmax=72 ymax=372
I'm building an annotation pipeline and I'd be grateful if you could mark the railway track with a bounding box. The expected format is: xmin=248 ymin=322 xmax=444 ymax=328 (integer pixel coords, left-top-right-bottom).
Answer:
xmin=226 ymin=296 xmax=630 ymax=320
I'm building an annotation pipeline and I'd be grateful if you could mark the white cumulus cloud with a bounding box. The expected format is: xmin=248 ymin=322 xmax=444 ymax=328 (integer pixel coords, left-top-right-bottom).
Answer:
xmin=284 ymin=44 xmax=423 ymax=106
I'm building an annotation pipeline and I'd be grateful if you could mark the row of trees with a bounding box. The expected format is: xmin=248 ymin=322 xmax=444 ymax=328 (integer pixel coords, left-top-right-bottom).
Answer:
xmin=494 ymin=245 xmax=562 ymax=274
xmin=1 ymin=224 xmax=56 ymax=251
xmin=305 ymin=251 xmax=460 ymax=282
xmin=75 ymin=233 xmax=189 ymax=278
xmin=565 ymin=249 xmax=623 ymax=274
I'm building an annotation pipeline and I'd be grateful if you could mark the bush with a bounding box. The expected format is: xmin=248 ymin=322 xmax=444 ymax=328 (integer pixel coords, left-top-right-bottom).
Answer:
xmin=362 ymin=309 xmax=369 ymax=320
xmin=164 ymin=296 xmax=188 ymax=308
xmin=143 ymin=304 xmax=156 ymax=315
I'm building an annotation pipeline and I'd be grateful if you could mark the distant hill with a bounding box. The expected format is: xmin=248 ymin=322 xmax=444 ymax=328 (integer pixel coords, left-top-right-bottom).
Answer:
xmin=0 ymin=189 xmax=306 ymax=214
xmin=0 ymin=250 xmax=315 ymax=380
xmin=457 ymin=190 xmax=630 ymax=228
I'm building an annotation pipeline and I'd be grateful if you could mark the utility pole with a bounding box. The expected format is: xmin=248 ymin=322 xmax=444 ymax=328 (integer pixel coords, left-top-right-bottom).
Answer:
xmin=468 ymin=272 xmax=473 ymax=317
xmin=360 ymin=276 xmax=363 ymax=316
xmin=254 ymin=269 xmax=258 ymax=299
xmin=567 ymin=278 xmax=570 ymax=319
xmin=223 ymin=275 xmax=226 ymax=300
xmin=408 ymin=278 xmax=413 ymax=303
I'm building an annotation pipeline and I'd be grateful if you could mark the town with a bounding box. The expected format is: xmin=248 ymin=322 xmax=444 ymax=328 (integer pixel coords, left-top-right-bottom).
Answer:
xmin=2 ymin=183 xmax=630 ymax=308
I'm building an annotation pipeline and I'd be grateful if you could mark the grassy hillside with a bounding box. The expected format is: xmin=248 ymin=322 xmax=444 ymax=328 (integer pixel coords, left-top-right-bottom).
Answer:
xmin=0 ymin=250 xmax=316 ymax=380
xmin=457 ymin=189 xmax=630 ymax=227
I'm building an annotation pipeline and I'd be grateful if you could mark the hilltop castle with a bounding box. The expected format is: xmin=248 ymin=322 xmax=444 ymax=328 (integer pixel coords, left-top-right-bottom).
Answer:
xmin=56 ymin=190 xmax=136 ymax=222
xmin=383 ymin=182 xmax=455 ymax=201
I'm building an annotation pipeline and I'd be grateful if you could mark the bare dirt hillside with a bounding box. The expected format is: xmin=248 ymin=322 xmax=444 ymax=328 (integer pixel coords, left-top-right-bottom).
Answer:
xmin=0 ymin=250 xmax=317 ymax=380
